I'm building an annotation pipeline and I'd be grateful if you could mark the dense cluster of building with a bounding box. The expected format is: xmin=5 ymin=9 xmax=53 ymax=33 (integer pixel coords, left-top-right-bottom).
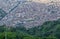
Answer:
xmin=0 ymin=0 xmax=60 ymax=28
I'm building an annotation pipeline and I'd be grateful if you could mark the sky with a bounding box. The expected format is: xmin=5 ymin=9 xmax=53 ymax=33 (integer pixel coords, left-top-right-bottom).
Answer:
xmin=2 ymin=0 xmax=60 ymax=3
xmin=27 ymin=0 xmax=60 ymax=3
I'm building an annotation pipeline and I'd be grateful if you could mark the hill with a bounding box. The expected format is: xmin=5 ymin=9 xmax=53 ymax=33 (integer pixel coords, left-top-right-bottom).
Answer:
xmin=27 ymin=19 xmax=60 ymax=39
xmin=0 ymin=19 xmax=60 ymax=39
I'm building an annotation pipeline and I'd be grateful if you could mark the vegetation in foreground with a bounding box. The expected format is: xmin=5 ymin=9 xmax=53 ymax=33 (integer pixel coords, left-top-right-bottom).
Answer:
xmin=0 ymin=19 xmax=60 ymax=39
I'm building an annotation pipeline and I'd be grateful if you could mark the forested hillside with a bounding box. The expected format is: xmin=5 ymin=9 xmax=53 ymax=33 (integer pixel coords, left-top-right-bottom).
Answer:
xmin=27 ymin=19 xmax=60 ymax=39
xmin=0 ymin=25 xmax=42 ymax=39
xmin=0 ymin=19 xmax=60 ymax=39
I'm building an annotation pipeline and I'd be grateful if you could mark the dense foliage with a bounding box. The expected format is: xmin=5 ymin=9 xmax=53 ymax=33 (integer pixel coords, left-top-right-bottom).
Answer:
xmin=27 ymin=19 xmax=60 ymax=39
xmin=0 ymin=19 xmax=60 ymax=39
xmin=0 ymin=25 xmax=42 ymax=39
